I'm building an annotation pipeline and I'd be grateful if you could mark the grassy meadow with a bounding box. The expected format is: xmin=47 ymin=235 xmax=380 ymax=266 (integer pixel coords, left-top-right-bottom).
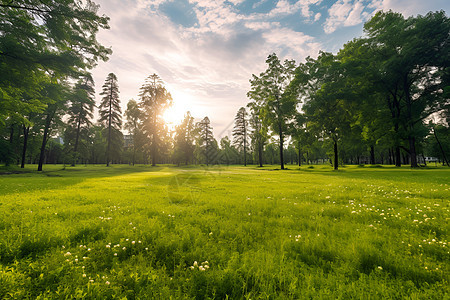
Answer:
xmin=0 ymin=164 xmax=448 ymax=299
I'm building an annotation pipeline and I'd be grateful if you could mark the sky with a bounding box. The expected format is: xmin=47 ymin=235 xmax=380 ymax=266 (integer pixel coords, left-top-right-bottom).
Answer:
xmin=91 ymin=0 xmax=449 ymax=139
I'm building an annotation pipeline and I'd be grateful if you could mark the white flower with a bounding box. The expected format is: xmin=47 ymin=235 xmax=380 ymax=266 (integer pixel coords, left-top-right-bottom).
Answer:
xmin=64 ymin=252 xmax=71 ymax=256
xmin=105 ymin=281 xmax=110 ymax=285
xmin=377 ymin=266 xmax=383 ymax=270
xmin=193 ymin=261 xmax=198 ymax=267
xmin=132 ymin=241 xmax=135 ymax=245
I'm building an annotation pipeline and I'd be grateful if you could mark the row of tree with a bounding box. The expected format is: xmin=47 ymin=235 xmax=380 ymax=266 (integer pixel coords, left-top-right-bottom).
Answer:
xmin=245 ymin=10 xmax=449 ymax=170
xmin=0 ymin=0 xmax=110 ymax=170
xmin=1 ymin=4 xmax=449 ymax=169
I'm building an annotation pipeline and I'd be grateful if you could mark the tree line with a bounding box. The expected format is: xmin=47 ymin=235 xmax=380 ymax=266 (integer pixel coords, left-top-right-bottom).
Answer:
xmin=1 ymin=3 xmax=449 ymax=170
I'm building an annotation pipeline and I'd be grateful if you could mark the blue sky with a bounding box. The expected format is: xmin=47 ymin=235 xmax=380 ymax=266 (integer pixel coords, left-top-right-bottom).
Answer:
xmin=92 ymin=0 xmax=449 ymax=137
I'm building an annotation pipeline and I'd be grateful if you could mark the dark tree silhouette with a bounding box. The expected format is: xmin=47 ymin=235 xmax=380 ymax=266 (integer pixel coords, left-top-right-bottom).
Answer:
xmin=98 ymin=73 xmax=122 ymax=166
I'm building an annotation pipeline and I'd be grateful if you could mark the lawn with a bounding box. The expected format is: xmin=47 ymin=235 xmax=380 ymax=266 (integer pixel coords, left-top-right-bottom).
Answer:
xmin=0 ymin=164 xmax=448 ymax=299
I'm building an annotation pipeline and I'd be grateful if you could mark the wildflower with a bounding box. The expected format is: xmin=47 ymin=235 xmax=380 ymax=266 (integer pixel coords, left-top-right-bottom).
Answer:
xmin=106 ymin=245 xmax=111 ymax=248
xmin=193 ymin=261 xmax=198 ymax=267
xmin=377 ymin=266 xmax=383 ymax=270
xmin=82 ymin=274 xmax=87 ymax=277
xmin=122 ymin=247 xmax=126 ymax=250
xmin=64 ymin=252 xmax=71 ymax=256
xmin=114 ymin=253 xmax=118 ymax=256
xmin=105 ymin=281 xmax=110 ymax=285
xmin=132 ymin=241 xmax=135 ymax=245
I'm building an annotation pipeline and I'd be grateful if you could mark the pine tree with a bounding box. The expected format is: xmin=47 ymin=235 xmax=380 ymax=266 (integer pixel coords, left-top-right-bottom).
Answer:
xmin=196 ymin=116 xmax=214 ymax=165
xmin=174 ymin=112 xmax=195 ymax=165
xmin=138 ymin=74 xmax=172 ymax=166
xmin=247 ymin=101 xmax=268 ymax=167
xmin=66 ymin=74 xmax=95 ymax=166
xmin=124 ymin=99 xmax=142 ymax=166
xmin=98 ymin=73 xmax=122 ymax=166
xmin=232 ymin=107 xmax=248 ymax=166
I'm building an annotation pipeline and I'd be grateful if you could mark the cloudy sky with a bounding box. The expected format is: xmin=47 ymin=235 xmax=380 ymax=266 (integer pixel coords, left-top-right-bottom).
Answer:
xmin=91 ymin=0 xmax=449 ymax=138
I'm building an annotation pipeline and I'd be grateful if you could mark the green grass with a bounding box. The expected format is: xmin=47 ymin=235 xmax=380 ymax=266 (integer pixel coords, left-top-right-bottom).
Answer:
xmin=0 ymin=164 xmax=448 ymax=299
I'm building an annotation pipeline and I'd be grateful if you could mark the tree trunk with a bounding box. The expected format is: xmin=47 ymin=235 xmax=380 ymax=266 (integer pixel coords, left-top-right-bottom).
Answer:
xmin=334 ymin=139 xmax=338 ymax=170
xmin=408 ymin=136 xmax=418 ymax=167
xmin=243 ymin=123 xmax=247 ymax=167
xmin=38 ymin=108 xmax=55 ymax=171
xmin=278 ymin=121 xmax=284 ymax=170
xmin=132 ymin=143 xmax=136 ymax=166
xmin=21 ymin=126 xmax=29 ymax=168
xmin=421 ymin=153 xmax=426 ymax=167
xmin=258 ymin=140 xmax=263 ymax=167
xmin=395 ymin=146 xmax=401 ymax=167
xmin=433 ymin=127 xmax=449 ymax=166
xmin=72 ymin=109 xmax=82 ymax=166
xmin=370 ymin=145 xmax=375 ymax=165
xmin=297 ymin=140 xmax=301 ymax=166
xmin=151 ymin=133 xmax=157 ymax=166
xmin=106 ymin=90 xmax=112 ymax=167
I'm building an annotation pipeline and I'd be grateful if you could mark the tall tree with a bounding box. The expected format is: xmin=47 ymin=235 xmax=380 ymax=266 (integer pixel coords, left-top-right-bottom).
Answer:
xmin=196 ymin=116 xmax=214 ymax=165
xmin=0 ymin=0 xmax=111 ymax=170
xmin=247 ymin=101 xmax=268 ymax=167
xmin=232 ymin=107 xmax=249 ymax=166
xmin=138 ymin=74 xmax=172 ymax=166
xmin=124 ymin=99 xmax=141 ymax=166
xmin=248 ymin=53 xmax=297 ymax=169
xmin=173 ymin=111 xmax=195 ymax=165
xmin=363 ymin=10 xmax=450 ymax=167
xmin=301 ymin=52 xmax=356 ymax=170
xmin=98 ymin=73 xmax=122 ymax=167
xmin=66 ymin=74 xmax=95 ymax=166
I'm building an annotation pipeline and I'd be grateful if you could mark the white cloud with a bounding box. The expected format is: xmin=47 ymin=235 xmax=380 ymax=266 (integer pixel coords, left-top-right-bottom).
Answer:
xmin=314 ymin=12 xmax=321 ymax=22
xmin=324 ymin=0 xmax=368 ymax=34
xmin=91 ymin=0 xmax=323 ymax=135
xmin=369 ymin=0 xmax=449 ymax=17
xmin=298 ymin=0 xmax=322 ymax=19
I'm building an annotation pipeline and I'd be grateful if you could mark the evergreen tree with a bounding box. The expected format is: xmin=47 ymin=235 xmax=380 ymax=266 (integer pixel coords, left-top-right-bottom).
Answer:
xmin=98 ymin=73 xmax=122 ymax=166
xmin=138 ymin=74 xmax=172 ymax=166
xmin=232 ymin=107 xmax=248 ymax=166
xmin=196 ymin=116 xmax=214 ymax=165
xmin=66 ymin=74 xmax=95 ymax=166
xmin=173 ymin=112 xmax=195 ymax=165
xmin=124 ymin=99 xmax=141 ymax=165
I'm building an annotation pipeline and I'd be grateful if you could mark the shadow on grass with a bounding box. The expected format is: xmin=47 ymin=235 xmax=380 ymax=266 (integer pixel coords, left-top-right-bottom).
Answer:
xmin=0 ymin=164 xmax=165 ymax=196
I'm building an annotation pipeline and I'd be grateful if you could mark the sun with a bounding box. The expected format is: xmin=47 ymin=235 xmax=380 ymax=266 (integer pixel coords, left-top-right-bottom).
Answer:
xmin=162 ymin=92 xmax=193 ymax=129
